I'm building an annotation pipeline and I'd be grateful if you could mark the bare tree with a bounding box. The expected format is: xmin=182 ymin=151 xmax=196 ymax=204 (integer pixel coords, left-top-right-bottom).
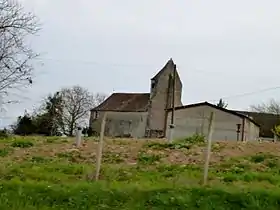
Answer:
xmin=250 ymin=99 xmax=280 ymax=115
xmin=0 ymin=0 xmax=40 ymax=96
xmin=59 ymin=86 xmax=102 ymax=136
xmin=93 ymin=92 xmax=107 ymax=107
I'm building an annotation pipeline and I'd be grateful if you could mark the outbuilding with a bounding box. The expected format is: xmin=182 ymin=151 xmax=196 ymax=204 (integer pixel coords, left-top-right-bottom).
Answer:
xmin=166 ymin=102 xmax=260 ymax=141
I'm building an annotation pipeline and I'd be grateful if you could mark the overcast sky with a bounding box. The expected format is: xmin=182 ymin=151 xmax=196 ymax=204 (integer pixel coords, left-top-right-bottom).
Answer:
xmin=1 ymin=0 xmax=280 ymax=127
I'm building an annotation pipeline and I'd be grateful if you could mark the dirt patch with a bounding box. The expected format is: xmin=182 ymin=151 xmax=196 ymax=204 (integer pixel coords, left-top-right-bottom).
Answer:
xmin=1 ymin=138 xmax=280 ymax=165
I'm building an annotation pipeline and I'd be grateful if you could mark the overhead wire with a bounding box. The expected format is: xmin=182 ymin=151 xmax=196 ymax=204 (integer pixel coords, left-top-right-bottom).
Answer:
xmin=34 ymin=56 xmax=280 ymax=102
xmin=208 ymin=86 xmax=280 ymax=102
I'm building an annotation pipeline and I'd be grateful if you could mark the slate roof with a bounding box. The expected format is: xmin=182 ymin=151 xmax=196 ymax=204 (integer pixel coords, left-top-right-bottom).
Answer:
xmin=167 ymin=101 xmax=260 ymax=127
xmin=91 ymin=93 xmax=150 ymax=112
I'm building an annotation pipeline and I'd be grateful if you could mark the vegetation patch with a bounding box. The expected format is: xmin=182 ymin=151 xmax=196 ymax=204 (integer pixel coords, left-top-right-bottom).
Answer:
xmin=103 ymin=152 xmax=124 ymax=164
xmin=31 ymin=156 xmax=51 ymax=163
xmin=144 ymin=134 xmax=205 ymax=151
xmin=56 ymin=150 xmax=86 ymax=162
xmin=45 ymin=137 xmax=61 ymax=143
xmin=137 ymin=152 xmax=162 ymax=165
xmin=11 ymin=140 xmax=34 ymax=148
xmin=0 ymin=148 xmax=12 ymax=157
xmin=0 ymin=129 xmax=10 ymax=139
xmin=2 ymin=136 xmax=280 ymax=209
xmin=212 ymin=142 xmax=226 ymax=152
xmin=1 ymin=181 xmax=280 ymax=209
xmin=176 ymin=134 xmax=205 ymax=144
xmin=145 ymin=142 xmax=191 ymax=150
xmin=250 ymin=153 xmax=267 ymax=163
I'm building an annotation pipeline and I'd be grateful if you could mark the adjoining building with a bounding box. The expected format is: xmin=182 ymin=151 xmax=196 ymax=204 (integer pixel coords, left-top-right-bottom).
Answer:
xmin=166 ymin=102 xmax=260 ymax=141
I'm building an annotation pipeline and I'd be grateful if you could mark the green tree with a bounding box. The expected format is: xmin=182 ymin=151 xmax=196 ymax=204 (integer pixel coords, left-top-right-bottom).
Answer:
xmin=34 ymin=92 xmax=64 ymax=136
xmin=12 ymin=113 xmax=36 ymax=135
xmin=217 ymin=98 xmax=228 ymax=108
xmin=272 ymin=125 xmax=280 ymax=138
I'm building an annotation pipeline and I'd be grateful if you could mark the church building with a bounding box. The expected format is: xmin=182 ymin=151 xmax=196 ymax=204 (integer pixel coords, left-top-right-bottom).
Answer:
xmin=90 ymin=59 xmax=260 ymax=141
xmin=90 ymin=59 xmax=182 ymax=138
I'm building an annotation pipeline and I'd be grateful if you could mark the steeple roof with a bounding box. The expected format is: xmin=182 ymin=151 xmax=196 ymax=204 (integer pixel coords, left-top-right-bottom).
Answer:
xmin=151 ymin=58 xmax=175 ymax=80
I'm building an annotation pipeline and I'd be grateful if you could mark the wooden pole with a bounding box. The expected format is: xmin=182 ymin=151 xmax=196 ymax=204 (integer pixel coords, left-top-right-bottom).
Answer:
xmin=95 ymin=112 xmax=107 ymax=181
xmin=171 ymin=64 xmax=176 ymax=125
xmin=203 ymin=111 xmax=215 ymax=185
xmin=168 ymin=64 xmax=176 ymax=143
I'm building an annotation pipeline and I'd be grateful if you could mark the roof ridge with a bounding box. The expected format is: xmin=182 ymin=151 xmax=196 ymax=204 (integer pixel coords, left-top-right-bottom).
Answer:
xmin=113 ymin=92 xmax=149 ymax=95
xmin=166 ymin=101 xmax=260 ymax=127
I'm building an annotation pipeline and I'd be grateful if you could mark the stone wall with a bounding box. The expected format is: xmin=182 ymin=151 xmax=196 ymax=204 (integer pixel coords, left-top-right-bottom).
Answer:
xmin=90 ymin=111 xmax=148 ymax=138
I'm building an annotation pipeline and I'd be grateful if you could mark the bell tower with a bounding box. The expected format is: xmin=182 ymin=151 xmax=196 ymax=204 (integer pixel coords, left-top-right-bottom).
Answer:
xmin=145 ymin=58 xmax=183 ymax=137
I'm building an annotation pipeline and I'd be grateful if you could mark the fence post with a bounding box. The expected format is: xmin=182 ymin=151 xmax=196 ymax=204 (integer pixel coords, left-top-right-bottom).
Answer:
xmin=167 ymin=124 xmax=175 ymax=143
xmin=75 ymin=127 xmax=82 ymax=147
xmin=273 ymin=134 xmax=277 ymax=143
xmin=95 ymin=112 xmax=107 ymax=181
xmin=203 ymin=111 xmax=215 ymax=185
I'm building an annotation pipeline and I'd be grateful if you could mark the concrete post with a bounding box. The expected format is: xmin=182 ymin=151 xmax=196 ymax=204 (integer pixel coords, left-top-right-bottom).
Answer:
xmin=75 ymin=127 xmax=82 ymax=147
xmin=273 ymin=134 xmax=277 ymax=143
xmin=167 ymin=124 xmax=175 ymax=143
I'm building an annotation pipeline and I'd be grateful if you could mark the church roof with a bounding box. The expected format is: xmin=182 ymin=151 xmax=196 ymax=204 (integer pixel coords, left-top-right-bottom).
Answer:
xmin=91 ymin=93 xmax=150 ymax=112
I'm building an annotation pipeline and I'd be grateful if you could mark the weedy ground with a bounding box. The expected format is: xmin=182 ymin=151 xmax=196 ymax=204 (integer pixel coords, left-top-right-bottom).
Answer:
xmin=1 ymin=135 xmax=280 ymax=209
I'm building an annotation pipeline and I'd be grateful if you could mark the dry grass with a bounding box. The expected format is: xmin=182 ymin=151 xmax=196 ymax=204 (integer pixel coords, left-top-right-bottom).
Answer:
xmin=2 ymin=136 xmax=280 ymax=166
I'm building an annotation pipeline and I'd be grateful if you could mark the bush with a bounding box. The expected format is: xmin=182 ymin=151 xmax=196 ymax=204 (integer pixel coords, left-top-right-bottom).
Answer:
xmin=250 ymin=154 xmax=266 ymax=163
xmin=0 ymin=148 xmax=11 ymax=157
xmin=177 ymin=134 xmax=205 ymax=144
xmin=145 ymin=142 xmax=191 ymax=150
xmin=143 ymin=134 xmax=205 ymax=151
xmin=137 ymin=153 xmax=161 ymax=164
xmin=11 ymin=140 xmax=34 ymax=148
xmin=0 ymin=129 xmax=9 ymax=139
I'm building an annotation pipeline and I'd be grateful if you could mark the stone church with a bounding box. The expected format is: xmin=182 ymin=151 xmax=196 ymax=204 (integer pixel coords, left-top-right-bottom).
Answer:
xmin=90 ymin=59 xmax=182 ymax=138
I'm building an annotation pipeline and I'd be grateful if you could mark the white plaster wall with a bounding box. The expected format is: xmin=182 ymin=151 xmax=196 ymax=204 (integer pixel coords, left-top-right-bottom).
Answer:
xmin=166 ymin=105 xmax=259 ymax=141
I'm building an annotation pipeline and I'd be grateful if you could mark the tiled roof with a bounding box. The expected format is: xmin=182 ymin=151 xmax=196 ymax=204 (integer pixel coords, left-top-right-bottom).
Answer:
xmin=91 ymin=93 xmax=150 ymax=112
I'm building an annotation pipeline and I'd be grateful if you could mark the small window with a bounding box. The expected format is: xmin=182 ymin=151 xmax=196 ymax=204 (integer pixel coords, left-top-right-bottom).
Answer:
xmin=151 ymin=80 xmax=156 ymax=89
xmin=93 ymin=111 xmax=99 ymax=119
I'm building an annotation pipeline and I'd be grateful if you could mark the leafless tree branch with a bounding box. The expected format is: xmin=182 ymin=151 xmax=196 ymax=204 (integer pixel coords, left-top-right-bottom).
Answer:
xmin=250 ymin=99 xmax=280 ymax=115
xmin=59 ymin=86 xmax=106 ymax=136
xmin=0 ymin=0 xmax=40 ymax=97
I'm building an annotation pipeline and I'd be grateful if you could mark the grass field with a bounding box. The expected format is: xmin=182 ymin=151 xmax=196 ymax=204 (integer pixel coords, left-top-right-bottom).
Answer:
xmin=1 ymin=136 xmax=280 ymax=209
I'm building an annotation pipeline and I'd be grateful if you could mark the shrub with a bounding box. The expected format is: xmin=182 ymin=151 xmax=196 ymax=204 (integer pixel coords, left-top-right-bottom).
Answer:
xmin=0 ymin=129 xmax=9 ymax=139
xmin=223 ymin=174 xmax=238 ymax=183
xmin=103 ymin=152 xmax=124 ymax=164
xmin=31 ymin=156 xmax=49 ymax=163
xmin=145 ymin=142 xmax=191 ymax=150
xmin=11 ymin=140 xmax=34 ymax=148
xmin=250 ymin=154 xmax=266 ymax=163
xmin=0 ymin=148 xmax=11 ymax=157
xmin=177 ymin=134 xmax=205 ymax=144
xmin=272 ymin=124 xmax=280 ymax=138
xmin=137 ymin=153 xmax=161 ymax=165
